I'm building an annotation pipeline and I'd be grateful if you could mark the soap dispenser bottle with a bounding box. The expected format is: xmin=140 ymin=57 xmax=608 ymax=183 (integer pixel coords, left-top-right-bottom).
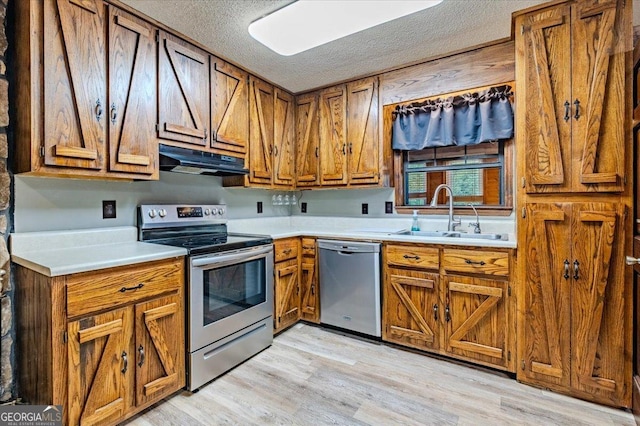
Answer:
xmin=411 ymin=210 xmax=420 ymax=231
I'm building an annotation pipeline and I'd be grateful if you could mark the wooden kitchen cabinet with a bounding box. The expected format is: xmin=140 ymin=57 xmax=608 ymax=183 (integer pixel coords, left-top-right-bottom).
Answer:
xmin=14 ymin=0 xmax=159 ymax=179
xmin=319 ymin=85 xmax=348 ymax=185
xmin=274 ymin=238 xmax=301 ymax=332
xmin=516 ymin=0 xmax=629 ymax=193
xmin=248 ymin=77 xmax=275 ymax=186
xmin=17 ymin=258 xmax=185 ymax=426
xmin=382 ymin=243 xmax=515 ymax=372
xmin=210 ymin=57 xmax=249 ymax=157
xmin=158 ymin=30 xmax=210 ymax=148
xmin=295 ymin=93 xmax=320 ymax=187
xmin=273 ymin=89 xmax=296 ymax=188
xmin=346 ymin=76 xmax=380 ymax=185
xmin=518 ymin=202 xmax=629 ymax=407
xmin=300 ymin=238 xmax=320 ymax=323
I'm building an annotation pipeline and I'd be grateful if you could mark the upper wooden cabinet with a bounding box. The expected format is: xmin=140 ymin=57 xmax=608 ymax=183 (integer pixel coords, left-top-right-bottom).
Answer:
xmin=158 ymin=30 xmax=210 ymax=148
xmin=518 ymin=202 xmax=630 ymax=407
xmin=210 ymin=58 xmax=249 ymax=157
xmin=515 ymin=0 xmax=629 ymax=193
xmin=319 ymin=85 xmax=348 ymax=185
xmin=346 ymin=76 xmax=380 ymax=185
xmin=273 ymin=89 xmax=296 ymax=188
xmin=295 ymin=93 xmax=320 ymax=187
xmin=248 ymin=77 xmax=275 ymax=186
xmin=14 ymin=0 xmax=159 ymax=179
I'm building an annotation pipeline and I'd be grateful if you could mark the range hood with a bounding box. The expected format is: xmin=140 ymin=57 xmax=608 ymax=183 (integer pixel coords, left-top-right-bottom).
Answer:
xmin=159 ymin=144 xmax=249 ymax=176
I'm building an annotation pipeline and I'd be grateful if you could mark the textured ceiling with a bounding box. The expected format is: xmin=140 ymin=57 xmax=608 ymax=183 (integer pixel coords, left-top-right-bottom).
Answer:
xmin=121 ymin=0 xmax=640 ymax=94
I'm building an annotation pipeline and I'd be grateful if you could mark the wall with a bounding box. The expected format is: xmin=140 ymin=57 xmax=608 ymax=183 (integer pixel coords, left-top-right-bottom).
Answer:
xmin=0 ymin=0 xmax=12 ymax=402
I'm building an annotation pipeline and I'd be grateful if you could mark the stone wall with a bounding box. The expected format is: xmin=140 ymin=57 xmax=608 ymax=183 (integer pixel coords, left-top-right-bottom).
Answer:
xmin=0 ymin=0 xmax=13 ymax=402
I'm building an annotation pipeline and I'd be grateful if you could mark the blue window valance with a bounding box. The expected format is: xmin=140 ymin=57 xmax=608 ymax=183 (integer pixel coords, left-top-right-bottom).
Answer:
xmin=392 ymin=85 xmax=514 ymax=150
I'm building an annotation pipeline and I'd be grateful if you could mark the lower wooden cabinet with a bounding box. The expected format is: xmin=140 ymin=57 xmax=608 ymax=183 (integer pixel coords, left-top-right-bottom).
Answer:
xmin=17 ymin=257 xmax=185 ymax=426
xmin=274 ymin=238 xmax=301 ymax=332
xmin=382 ymin=243 xmax=515 ymax=372
xmin=300 ymin=238 xmax=320 ymax=323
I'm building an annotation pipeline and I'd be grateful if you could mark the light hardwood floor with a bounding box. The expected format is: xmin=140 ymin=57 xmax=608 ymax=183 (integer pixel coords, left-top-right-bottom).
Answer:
xmin=126 ymin=324 xmax=634 ymax=425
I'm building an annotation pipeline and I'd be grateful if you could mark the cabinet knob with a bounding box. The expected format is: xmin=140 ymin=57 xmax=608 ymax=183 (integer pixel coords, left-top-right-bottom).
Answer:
xmin=626 ymin=256 xmax=640 ymax=265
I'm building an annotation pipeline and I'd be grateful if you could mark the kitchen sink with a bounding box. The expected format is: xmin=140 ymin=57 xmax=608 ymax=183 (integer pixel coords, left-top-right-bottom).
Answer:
xmin=399 ymin=230 xmax=505 ymax=240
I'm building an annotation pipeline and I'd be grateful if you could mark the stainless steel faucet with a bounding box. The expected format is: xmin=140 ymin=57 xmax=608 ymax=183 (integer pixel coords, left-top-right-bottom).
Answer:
xmin=430 ymin=184 xmax=461 ymax=232
xmin=468 ymin=203 xmax=481 ymax=234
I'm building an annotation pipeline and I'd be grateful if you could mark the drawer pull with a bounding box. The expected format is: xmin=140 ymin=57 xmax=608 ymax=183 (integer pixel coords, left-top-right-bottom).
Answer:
xmin=464 ymin=259 xmax=486 ymax=266
xmin=121 ymin=351 xmax=128 ymax=374
xmin=303 ymin=246 xmax=314 ymax=250
xmin=120 ymin=283 xmax=144 ymax=293
xmin=138 ymin=345 xmax=145 ymax=367
xmin=403 ymin=254 xmax=420 ymax=260
xmin=283 ymin=248 xmax=292 ymax=255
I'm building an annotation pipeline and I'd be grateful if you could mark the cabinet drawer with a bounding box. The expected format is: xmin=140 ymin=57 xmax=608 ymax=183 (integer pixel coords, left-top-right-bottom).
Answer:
xmin=386 ymin=244 xmax=439 ymax=270
xmin=67 ymin=258 xmax=183 ymax=318
xmin=274 ymin=238 xmax=299 ymax=262
xmin=442 ymin=249 xmax=509 ymax=277
xmin=301 ymin=238 xmax=316 ymax=256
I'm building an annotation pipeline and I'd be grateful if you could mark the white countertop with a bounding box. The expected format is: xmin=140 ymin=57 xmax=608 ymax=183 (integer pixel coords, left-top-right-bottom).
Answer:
xmin=10 ymin=227 xmax=187 ymax=277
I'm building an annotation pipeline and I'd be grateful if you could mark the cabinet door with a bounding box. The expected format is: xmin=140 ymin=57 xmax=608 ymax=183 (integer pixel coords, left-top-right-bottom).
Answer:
xmin=518 ymin=3 xmax=572 ymax=193
xmin=570 ymin=0 xmax=626 ymax=192
xmin=68 ymin=307 xmax=133 ymax=426
xmin=158 ymin=31 xmax=209 ymax=147
xmin=300 ymin=239 xmax=319 ymax=323
xmin=210 ymin=58 xmax=248 ymax=157
xmin=108 ymin=7 xmax=158 ymax=177
xmin=274 ymin=258 xmax=300 ymax=332
xmin=296 ymin=93 xmax=320 ymax=187
xmin=444 ymin=275 xmax=510 ymax=370
xmin=135 ymin=294 xmax=184 ymax=407
xmin=383 ymin=267 xmax=440 ymax=352
xmin=44 ymin=0 xmax=106 ymax=170
xmin=248 ymin=77 xmax=274 ymax=185
xmin=346 ymin=76 xmax=379 ymax=185
xmin=273 ymin=89 xmax=296 ymax=187
xmin=570 ymin=203 xmax=628 ymax=404
xmin=319 ymin=85 xmax=347 ymax=185
xmin=518 ymin=203 xmax=572 ymax=388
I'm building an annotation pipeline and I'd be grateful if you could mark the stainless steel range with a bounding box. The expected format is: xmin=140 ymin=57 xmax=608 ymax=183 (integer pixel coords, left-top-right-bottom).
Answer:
xmin=138 ymin=204 xmax=274 ymax=391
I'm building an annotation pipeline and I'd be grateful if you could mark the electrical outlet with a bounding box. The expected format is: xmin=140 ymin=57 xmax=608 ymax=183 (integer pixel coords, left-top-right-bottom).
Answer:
xmin=102 ymin=200 xmax=116 ymax=219
xmin=385 ymin=201 xmax=393 ymax=214
xmin=362 ymin=203 xmax=368 ymax=215
xmin=257 ymin=201 xmax=263 ymax=214
xmin=301 ymin=202 xmax=307 ymax=213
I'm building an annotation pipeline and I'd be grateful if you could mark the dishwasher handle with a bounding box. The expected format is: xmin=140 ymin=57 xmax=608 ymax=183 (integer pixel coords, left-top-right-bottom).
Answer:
xmin=317 ymin=240 xmax=380 ymax=254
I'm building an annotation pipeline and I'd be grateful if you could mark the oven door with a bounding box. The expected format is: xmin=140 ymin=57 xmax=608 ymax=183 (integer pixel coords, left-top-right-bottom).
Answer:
xmin=188 ymin=244 xmax=274 ymax=352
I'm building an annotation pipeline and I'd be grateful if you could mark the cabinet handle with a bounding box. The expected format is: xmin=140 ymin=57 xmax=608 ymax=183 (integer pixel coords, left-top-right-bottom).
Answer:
xmin=349 ymin=142 xmax=353 ymax=154
xmin=283 ymin=248 xmax=292 ymax=255
xmin=269 ymin=145 xmax=273 ymax=155
xmin=563 ymin=259 xmax=570 ymax=279
xmin=121 ymin=351 xmax=128 ymax=374
xmin=120 ymin=283 xmax=144 ymax=293
xmin=563 ymin=100 xmax=570 ymax=122
xmin=433 ymin=304 xmax=438 ymax=321
xmin=203 ymin=126 xmax=208 ymax=142
xmin=274 ymin=145 xmax=279 ymax=156
xmin=110 ymin=103 xmax=117 ymax=125
xmin=573 ymin=260 xmax=579 ymax=280
xmin=95 ymin=99 xmax=103 ymax=121
xmin=342 ymin=143 xmax=346 ymax=155
xmin=303 ymin=246 xmax=314 ymax=250
xmin=138 ymin=345 xmax=145 ymax=367
xmin=573 ymin=99 xmax=580 ymax=120
xmin=311 ymin=284 xmax=315 ymax=296
xmin=445 ymin=305 xmax=450 ymax=322
xmin=315 ymin=147 xmax=319 ymax=158
xmin=464 ymin=259 xmax=486 ymax=266
xmin=403 ymin=254 xmax=420 ymax=260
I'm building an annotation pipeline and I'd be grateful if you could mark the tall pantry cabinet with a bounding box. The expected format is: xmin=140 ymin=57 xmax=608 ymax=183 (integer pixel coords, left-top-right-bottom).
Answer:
xmin=514 ymin=0 xmax=632 ymax=408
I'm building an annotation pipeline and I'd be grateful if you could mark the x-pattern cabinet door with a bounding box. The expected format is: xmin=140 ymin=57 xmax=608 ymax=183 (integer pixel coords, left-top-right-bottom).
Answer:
xmin=274 ymin=258 xmax=300 ymax=331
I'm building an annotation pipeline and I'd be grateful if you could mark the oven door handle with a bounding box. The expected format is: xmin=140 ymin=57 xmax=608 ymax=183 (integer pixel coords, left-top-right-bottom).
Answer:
xmin=191 ymin=245 xmax=273 ymax=268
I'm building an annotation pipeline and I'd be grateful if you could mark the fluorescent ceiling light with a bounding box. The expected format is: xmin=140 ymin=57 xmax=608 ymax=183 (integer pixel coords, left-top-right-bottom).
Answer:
xmin=249 ymin=0 xmax=444 ymax=56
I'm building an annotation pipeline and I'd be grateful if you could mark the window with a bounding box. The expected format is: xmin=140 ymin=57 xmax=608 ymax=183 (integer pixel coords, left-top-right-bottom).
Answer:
xmin=400 ymin=141 xmax=511 ymax=212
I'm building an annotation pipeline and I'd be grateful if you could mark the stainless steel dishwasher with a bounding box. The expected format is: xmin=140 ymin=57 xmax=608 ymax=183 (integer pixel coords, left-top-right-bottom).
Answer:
xmin=318 ymin=240 xmax=381 ymax=337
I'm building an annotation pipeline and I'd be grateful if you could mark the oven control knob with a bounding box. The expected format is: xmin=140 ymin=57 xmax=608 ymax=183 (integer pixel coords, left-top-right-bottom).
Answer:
xmin=218 ymin=208 xmax=225 ymax=216
xmin=158 ymin=209 xmax=167 ymax=218
xmin=204 ymin=209 xmax=211 ymax=216
xmin=148 ymin=209 xmax=157 ymax=218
